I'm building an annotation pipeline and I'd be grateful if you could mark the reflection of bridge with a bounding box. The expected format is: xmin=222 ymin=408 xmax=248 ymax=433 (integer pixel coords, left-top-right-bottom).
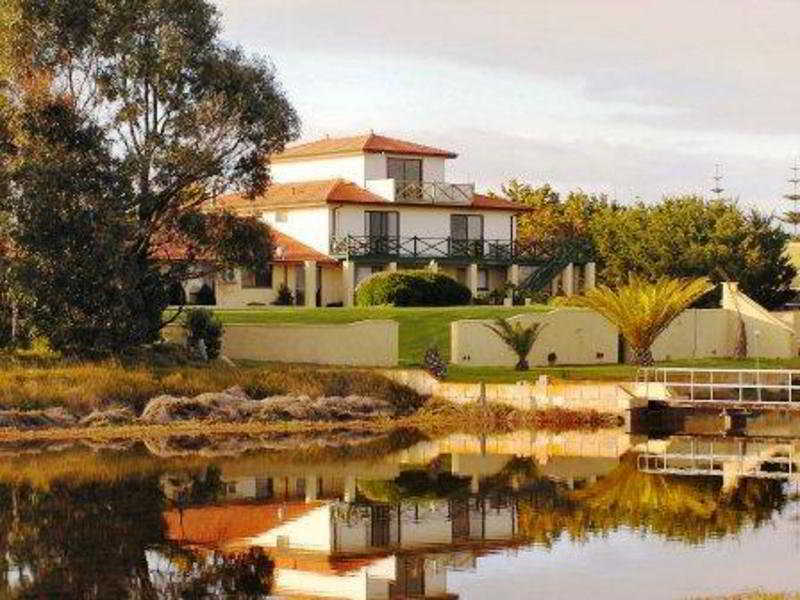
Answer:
xmin=637 ymin=436 xmax=800 ymax=491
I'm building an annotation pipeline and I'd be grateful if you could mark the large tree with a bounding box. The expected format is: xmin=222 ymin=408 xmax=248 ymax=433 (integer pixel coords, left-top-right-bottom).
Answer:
xmin=0 ymin=0 xmax=299 ymax=355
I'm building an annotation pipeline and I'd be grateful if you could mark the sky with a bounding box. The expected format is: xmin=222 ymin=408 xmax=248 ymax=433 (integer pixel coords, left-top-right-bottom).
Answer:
xmin=211 ymin=0 xmax=800 ymax=212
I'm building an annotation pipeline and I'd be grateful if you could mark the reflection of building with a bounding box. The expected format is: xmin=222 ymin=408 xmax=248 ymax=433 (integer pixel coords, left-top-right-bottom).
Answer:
xmin=162 ymin=430 xmax=634 ymax=599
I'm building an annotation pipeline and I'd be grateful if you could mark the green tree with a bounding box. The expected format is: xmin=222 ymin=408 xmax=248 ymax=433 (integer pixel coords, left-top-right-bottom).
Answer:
xmin=501 ymin=180 xmax=609 ymax=248
xmin=563 ymin=276 xmax=713 ymax=366
xmin=589 ymin=197 xmax=795 ymax=309
xmin=1 ymin=0 xmax=299 ymax=355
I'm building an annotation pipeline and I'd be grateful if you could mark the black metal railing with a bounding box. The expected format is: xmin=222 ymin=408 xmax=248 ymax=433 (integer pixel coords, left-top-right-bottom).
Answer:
xmin=330 ymin=235 xmax=589 ymax=266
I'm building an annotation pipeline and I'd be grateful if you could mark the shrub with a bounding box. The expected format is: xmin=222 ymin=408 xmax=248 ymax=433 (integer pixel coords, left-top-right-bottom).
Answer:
xmin=182 ymin=308 xmax=223 ymax=360
xmin=355 ymin=270 xmax=471 ymax=307
xmin=422 ymin=346 xmax=448 ymax=379
xmin=272 ymin=283 xmax=294 ymax=306
xmin=195 ymin=283 xmax=216 ymax=306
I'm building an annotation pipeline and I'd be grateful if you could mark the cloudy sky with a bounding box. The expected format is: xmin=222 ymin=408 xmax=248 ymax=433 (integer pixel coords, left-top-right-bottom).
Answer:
xmin=212 ymin=0 xmax=799 ymax=211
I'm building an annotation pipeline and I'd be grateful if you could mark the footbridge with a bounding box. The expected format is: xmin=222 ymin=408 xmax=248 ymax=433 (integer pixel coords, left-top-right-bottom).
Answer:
xmin=637 ymin=368 xmax=800 ymax=409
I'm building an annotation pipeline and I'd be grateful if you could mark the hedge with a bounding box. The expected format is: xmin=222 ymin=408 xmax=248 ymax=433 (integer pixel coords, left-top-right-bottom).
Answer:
xmin=355 ymin=270 xmax=472 ymax=306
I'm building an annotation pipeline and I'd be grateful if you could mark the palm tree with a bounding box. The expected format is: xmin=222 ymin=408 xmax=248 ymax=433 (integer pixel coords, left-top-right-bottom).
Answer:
xmin=563 ymin=276 xmax=713 ymax=366
xmin=485 ymin=318 xmax=544 ymax=371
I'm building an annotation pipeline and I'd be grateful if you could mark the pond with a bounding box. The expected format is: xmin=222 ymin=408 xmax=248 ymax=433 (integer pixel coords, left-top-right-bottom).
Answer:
xmin=1 ymin=413 xmax=800 ymax=599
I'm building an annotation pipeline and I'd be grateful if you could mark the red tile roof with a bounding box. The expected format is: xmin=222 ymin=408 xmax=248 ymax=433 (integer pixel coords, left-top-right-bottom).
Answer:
xmin=218 ymin=180 xmax=528 ymax=213
xmin=164 ymin=501 xmax=324 ymax=551
xmin=272 ymin=133 xmax=458 ymax=161
xmin=272 ymin=230 xmax=337 ymax=264
xmin=152 ymin=227 xmax=336 ymax=264
xmin=216 ymin=179 xmax=390 ymax=212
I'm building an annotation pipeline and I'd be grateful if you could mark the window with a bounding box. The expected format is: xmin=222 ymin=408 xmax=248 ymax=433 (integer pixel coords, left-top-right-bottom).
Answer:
xmin=242 ymin=265 xmax=273 ymax=289
xmin=275 ymin=210 xmax=288 ymax=223
xmin=365 ymin=211 xmax=399 ymax=254
xmin=387 ymin=157 xmax=422 ymax=184
xmin=478 ymin=268 xmax=489 ymax=291
xmin=450 ymin=214 xmax=484 ymax=257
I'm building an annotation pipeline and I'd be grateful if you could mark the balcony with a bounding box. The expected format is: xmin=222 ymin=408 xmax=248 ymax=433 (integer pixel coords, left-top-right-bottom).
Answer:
xmin=365 ymin=179 xmax=475 ymax=205
xmin=330 ymin=235 xmax=588 ymax=266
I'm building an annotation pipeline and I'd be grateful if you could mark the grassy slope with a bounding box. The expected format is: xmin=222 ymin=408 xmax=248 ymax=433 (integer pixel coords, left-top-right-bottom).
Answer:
xmin=448 ymin=357 xmax=800 ymax=383
xmin=211 ymin=305 xmax=550 ymax=366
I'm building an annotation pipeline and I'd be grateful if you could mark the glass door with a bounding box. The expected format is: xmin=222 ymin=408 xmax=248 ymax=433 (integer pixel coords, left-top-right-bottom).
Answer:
xmin=388 ymin=157 xmax=422 ymax=201
xmin=450 ymin=214 xmax=484 ymax=257
xmin=365 ymin=211 xmax=399 ymax=255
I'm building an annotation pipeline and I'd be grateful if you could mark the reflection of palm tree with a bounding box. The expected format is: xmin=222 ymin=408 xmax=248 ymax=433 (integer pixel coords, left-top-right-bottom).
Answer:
xmin=517 ymin=455 xmax=787 ymax=546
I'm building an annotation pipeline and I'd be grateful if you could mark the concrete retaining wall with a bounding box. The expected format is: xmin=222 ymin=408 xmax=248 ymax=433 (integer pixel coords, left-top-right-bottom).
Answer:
xmin=166 ymin=320 xmax=399 ymax=367
xmin=452 ymin=283 xmax=798 ymax=368
xmin=382 ymin=369 xmax=645 ymax=416
xmin=451 ymin=308 xmax=619 ymax=368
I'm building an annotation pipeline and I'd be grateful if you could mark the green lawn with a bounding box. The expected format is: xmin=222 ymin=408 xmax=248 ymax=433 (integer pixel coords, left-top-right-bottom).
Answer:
xmin=210 ymin=305 xmax=550 ymax=366
xmin=448 ymin=357 xmax=800 ymax=383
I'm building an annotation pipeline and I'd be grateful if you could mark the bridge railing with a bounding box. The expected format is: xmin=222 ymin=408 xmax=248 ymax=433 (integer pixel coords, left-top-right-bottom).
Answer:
xmin=637 ymin=438 xmax=797 ymax=479
xmin=638 ymin=367 xmax=800 ymax=405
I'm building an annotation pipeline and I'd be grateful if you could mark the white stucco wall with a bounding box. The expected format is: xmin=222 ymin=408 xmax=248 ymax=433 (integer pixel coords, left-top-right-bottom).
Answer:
xmin=334 ymin=205 xmax=516 ymax=241
xmin=271 ymin=152 xmax=449 ymax=188
xmin=271 ymin=155 xmax=367 ymax=185
xmin=263 ymin=206 xmax=331 ymax=254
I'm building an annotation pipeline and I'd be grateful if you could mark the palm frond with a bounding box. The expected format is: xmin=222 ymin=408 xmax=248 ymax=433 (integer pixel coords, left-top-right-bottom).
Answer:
xmin=560 ymin=276 xmax=713 ymax=364
xmin=485 ymin=317 xmax=544 ymax=370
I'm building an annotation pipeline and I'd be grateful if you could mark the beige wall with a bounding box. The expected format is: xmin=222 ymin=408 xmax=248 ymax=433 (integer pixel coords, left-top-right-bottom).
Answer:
xmin=647 ymin=309 xmax=732 ymax=362
xmin=451 ymin=308 xmax=619 ymax=368
xmin=720 ymin=282 xmax=795 ymax=359
xmin=167 ymin=320 xmax=398 ymax=367
xmin=452 ymin=284 xmax=798 ymax=368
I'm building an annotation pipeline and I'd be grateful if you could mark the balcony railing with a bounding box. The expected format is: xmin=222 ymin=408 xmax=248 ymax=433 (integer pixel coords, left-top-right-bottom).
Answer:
xmin=394 ymin=181 xmax=475 ymax=205
xmin=330 ymin=235 xmax=588 ymax=266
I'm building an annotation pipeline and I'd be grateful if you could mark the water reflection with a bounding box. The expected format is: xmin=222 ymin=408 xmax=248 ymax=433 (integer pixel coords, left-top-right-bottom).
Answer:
xmin=0 ymin=416 xmax=798 ymax=598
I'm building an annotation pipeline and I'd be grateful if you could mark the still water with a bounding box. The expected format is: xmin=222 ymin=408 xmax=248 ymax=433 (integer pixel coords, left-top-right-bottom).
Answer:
xmin=2 ymin=413 xmax=800 ymax=599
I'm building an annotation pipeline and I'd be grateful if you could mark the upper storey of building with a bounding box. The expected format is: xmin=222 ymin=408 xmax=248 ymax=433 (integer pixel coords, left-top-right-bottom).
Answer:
xmin=269 ymin=132 xmax=474 ymax=206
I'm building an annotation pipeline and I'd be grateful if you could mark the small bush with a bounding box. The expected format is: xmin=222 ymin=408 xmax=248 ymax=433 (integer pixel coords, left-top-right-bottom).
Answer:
xmin=422 ymin=346 xmax=448 ymax=379
xmin=182 ymin=308 xmax=223 ymax=360
xmin=355 ymin=270 xmax=471 ymax=307
xmin=195 ymin=283 xmax=216 ymax=306
xmin=272 ymin=283 xmax=294 ymax=306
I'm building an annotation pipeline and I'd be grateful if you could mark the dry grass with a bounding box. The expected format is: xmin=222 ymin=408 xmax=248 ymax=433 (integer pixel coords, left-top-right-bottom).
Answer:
xmin=413 ymin=398 xmax=620 ymax=435
xmin=0 ymin=361 xmax=424 ymax=415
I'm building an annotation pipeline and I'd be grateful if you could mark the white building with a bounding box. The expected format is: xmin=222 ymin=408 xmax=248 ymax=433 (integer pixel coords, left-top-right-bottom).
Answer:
xmin=205 ymin=132 xmax=591 ymax=308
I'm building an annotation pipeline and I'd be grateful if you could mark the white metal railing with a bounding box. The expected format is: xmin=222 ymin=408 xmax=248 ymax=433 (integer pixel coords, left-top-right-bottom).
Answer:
xmin=637 ymin=439 xmax=797 ymax=479
xmin=638 ymin=368 xmax=800 ymax=405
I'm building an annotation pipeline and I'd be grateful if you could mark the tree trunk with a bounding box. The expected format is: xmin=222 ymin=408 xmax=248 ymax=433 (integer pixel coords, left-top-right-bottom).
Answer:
xmin=633 ymin=347 xmax=654 ymax=366
xmin=9 ymin=300 xmax=18 ymax=346
xmin=515 ymin=357 xmax=530 ymax=371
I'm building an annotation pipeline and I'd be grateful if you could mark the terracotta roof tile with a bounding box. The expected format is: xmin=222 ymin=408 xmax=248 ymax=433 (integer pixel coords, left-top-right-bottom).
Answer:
xmin=471 ymin=193 xmax=532 ymax=212
xmin=218 ymin=181 xmax=527 ymax=213
xmin=152 ymin=227 xmax=336 ymax=264
xmin=272 ymin=133 xmax=458 ymax=161
xmin=163 ymin=501 xmax=324 ymax=550
xmin=272 ymin=230 xmax=337 ymax=264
